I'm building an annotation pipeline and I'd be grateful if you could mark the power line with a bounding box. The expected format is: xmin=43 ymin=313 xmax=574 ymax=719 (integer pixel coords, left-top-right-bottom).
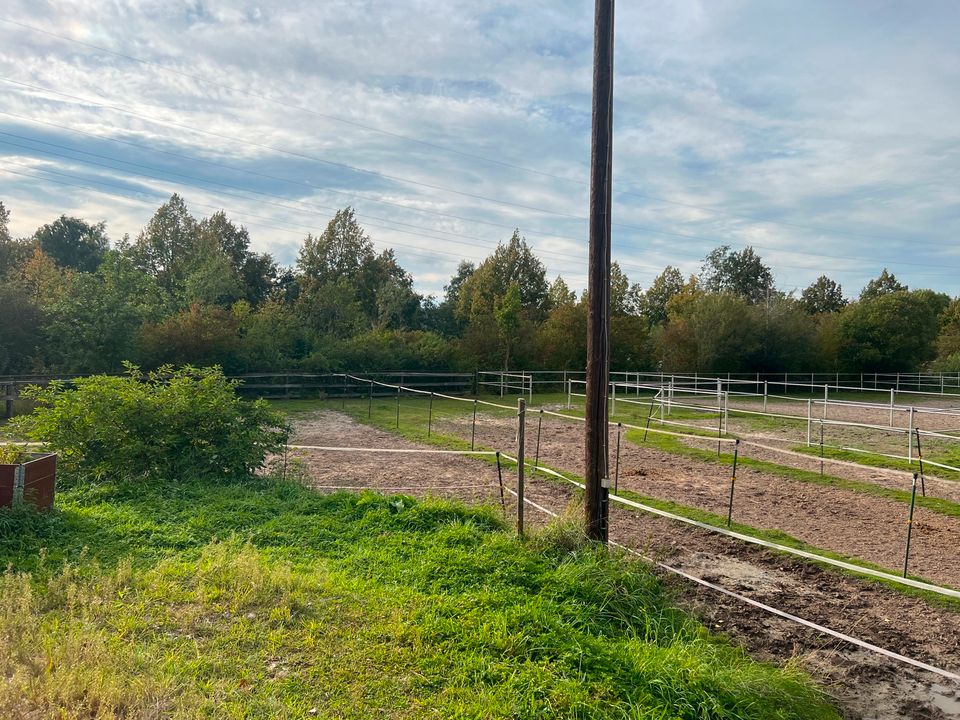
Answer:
xmin=1 ymin=75 xmax=933 ymax=256
xmin=4 ymin=131 xmax=955 ymax=279
xmin=0 ymin=15 xmax=936 ymax=244
xmin=0 ymin=104 xmax=949 ymax=276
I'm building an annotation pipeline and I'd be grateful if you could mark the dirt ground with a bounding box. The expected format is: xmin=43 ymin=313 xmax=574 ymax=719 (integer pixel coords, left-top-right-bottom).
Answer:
xmin=440 ymin=412 xmax=960 ymax=589
xmin=289 ymin=410 xmax=960 ymax=720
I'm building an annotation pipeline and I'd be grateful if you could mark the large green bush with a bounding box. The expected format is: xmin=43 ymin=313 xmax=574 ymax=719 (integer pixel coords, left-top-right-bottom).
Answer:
xmin=13 ymin=365 xmax=288 ymax=482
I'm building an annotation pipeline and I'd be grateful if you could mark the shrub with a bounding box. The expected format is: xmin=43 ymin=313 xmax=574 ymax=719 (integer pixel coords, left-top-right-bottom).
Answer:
xmin=0 ymin=445 xmax=29 ymax=464
xmin=13 ymin=364 xmax=288 ymax=482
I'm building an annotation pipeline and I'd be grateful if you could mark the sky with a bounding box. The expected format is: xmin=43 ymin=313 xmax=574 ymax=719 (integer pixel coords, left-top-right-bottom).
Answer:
xmin=0 ymin=0 xmax=958 ymax=299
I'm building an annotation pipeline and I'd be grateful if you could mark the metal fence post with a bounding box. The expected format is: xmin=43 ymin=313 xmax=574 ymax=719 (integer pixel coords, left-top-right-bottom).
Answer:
xmin=517 ymin=398 xmax=526 ymax=537
xmin=823 ymin=384 xmax=828 ymax=420
xmin=890 ymin=388 xmax=895 ymax=426
xmin=908 ymin=406 xmax=914 ymax=463
xmin=471 ymin=399 xmax=478 ymax=450
xmin=763 ymin=381 xmax=768 ymax=413
xmin=428 ymin=392 xmax=434 ymax=436
xmin=806 ymin=399 xmax=812 ymax=446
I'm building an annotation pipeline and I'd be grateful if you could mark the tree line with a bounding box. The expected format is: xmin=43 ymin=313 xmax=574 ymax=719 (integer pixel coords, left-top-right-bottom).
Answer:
xmin=1 ymin=195 xmax=959 ymax=376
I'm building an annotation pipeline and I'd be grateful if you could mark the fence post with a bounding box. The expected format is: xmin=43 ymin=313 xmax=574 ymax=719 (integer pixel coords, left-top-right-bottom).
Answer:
xmin=806 ymin=399 xmax=812 ymax=447
xmin=471 ymin=399 xmax=478 ymax=450
xmin=528 ymin=371 xmax=533 ymax=403
xmin=517 ymin=398 xmax=526 ymax=537
xmin=726 ymin=439 xmax=740 ymax=527
xmin=368 ymin=380 xmax=373 ymax=419
xmin=890 ymin=388 xmax=895 ymax=426
xmin=612 ymin=380 xmax=617 ymax=417
xmin=566 ymin=379 xmax=572 ymax=409
xmin=763 ymin=381 xmax=768 ymax=413
xmin=723 ymin=391 xmax=729 ymax=434
xmin=903 ymin=473 xmax=918 ymax=578
xmin=396 ymin=386 xmax=401 ymax=428
xmin=614 ymin=422 xmax=622 ymax=492
xmin=819 ymin=421 xmax=825 ymax=476
xmin=428 ymin=392 xmax=434 ymax=436
xmin=823 ymin=384 xmax=828 ymax=420
xmin=908 ymin=407 xmax=914 ymax=463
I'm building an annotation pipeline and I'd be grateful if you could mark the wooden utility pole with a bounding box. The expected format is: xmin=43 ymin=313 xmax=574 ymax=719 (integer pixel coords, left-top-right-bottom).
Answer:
xmin=584 ymin=0 xmax=614 ymax=543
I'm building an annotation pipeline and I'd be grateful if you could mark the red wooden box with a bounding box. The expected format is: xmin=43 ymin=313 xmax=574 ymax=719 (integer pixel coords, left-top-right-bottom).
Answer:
xmin=0 ymin=453 xmax=57 ymax=511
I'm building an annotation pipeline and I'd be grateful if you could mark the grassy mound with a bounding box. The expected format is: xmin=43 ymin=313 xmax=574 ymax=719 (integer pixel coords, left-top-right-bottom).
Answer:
xmin=0 ymin=478 xmax=838 ymax=719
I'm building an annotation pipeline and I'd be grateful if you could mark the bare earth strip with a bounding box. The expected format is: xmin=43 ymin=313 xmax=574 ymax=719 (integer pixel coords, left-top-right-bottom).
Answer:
xmin=290 ymin=410 xmax=960 ymax=720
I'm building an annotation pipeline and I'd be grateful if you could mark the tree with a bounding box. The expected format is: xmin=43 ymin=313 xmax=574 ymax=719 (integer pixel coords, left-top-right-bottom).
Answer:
xmin=456 ymin=230 xmax=549 ymax=322
xmin=654 ymin=291 xmax=761 ymax=372
xmin=701 ymin=245 xmax=775 ymax=304
xmin=233 ymin=299 xmax=308 ymax=371
xmin=836 ymin=291 xmax=943 ymax=371
xmin=547 ymin=275 xmax=577 ymax=308
xmin=19 ymin=248 xmax=73 ymax=307
xmin=936 ymin=299 xmax=960 ymax=359
xmin=860 ymin=268 xmax=906 ymax=300
xmin=537 ymin=302 xmax=587 ymax=369
xmin=638 ymin=266 xmax=684 ymax=326
xmin=0 ymin=201 xmax=23 ymax=278
xmin=129 ymin=194 xmax=198 ymax=293
xmin=800 ymin=275 xmax=846 ymax=314
xmin=494 ymin=283 xmax=522 ymax=368
xmin=196 ymin=211 xmax=277 ymax=305
xmin=0 ymin=281 xmax=43 ymax=374
xmin=183 ymin=240 xmax=245 ymax=307
xmin=297 ymin=208 xmax=418 ymax=332
xmin=752 ymin=297 xmax=816 ymax=371
xmin=610 ymin=262 xmax=631 ymax=316
xmin=32 ymin=215 xmax=109 ymax=272
xmin=44 ymin=252 xmax=165 ymax=372
xmin=0 ymin=201 xmax=8 ymax=243
xmin=139 ymin=304 xmax=240 ymax=370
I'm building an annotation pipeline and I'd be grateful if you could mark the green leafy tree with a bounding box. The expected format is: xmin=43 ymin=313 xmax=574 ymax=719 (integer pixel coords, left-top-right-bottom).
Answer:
xmin=610 ymin=262 xmax=632 ymax=316
xmin=456 ymin=230 xmax=549 ymax=322
xmin=837 ymin=291 xmax=943 ymax=371
xmin=32 ymin=215 xmax=109 ymax=272
xmin=638 ymin=266 xmax=684 ymax=326
xmin=129 ymin=194 xmax=198 ymax=293
xmin=537 ymin=303 xmax=587 ymax=369
xmin=195 ymin=211 xmax=277 ymax=305
xmin=936 ymin=299 xmax=960 ymax=359
xmin=859 ymin=268 xmax=906 ymax=300
xmin=800 ymin=276 xmax=846 ymax=314
xmin=233 ymin=299 xmax=308 ymax=371
xmin=44 ymin=252 xmax=165 ymax=372
xmin=297 ymin=208 xmax=418 ymax=332
xmin=494 ymin=283 xmax=523 ymax=368
xmin=655 ymin=292 xmax=761 ymax=372
xmin=752 ymin=297 xmax=817 ymax=371
xmin=0 ymin=281 xmax=43 ymax=374
xmin=547 ymin=275 xmax=577 ymax=308
xmin=701 ymin=246 xmax=775 ymax=304
xmin=0 ymin=202 xmax=31 ymax=278
xmin=139 ymin=304 xmax=241 ymax=370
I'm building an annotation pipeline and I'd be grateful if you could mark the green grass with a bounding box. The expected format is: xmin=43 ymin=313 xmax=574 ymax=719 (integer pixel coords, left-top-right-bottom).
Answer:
xmin=789 ymin=444 xmax=960 ymax=484
xmin=0 ymin=475 xmax=840 ymax=719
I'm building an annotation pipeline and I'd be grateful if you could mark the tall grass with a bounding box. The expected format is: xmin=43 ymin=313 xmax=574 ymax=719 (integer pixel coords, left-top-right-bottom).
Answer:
xmin=0 ymin=475 xmax=839 ymax=719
